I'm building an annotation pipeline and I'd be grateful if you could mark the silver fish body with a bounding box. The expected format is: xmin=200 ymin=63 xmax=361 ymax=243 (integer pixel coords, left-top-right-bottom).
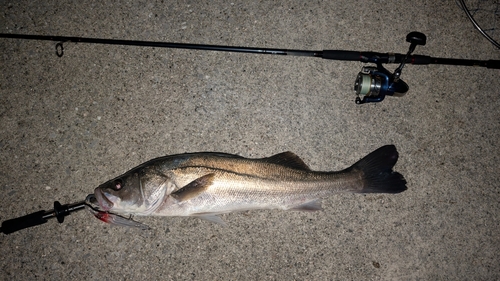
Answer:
xmin=93 ymin=145 xmax=406 ymax=224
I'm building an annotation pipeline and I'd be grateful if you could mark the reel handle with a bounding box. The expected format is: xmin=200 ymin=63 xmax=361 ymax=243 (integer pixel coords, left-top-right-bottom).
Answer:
xmin=406 ymin=31 xmax=427 ymax=52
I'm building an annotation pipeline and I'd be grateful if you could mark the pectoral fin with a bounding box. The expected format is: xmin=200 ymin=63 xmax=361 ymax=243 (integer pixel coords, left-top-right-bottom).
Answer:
xmin=171 ymin=173 xmax=215 ymax=202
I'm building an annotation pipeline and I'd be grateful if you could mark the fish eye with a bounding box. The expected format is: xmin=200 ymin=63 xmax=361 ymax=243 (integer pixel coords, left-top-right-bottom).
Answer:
xmin=113 ymin=178 xmax=124 ymax=190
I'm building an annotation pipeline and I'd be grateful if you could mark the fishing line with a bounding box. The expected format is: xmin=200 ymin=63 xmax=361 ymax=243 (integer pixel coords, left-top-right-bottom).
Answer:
xmin=457 ymin=0 xmax=500 ymax=49
xmin=1 ymin=32 xmax=499 ymax=104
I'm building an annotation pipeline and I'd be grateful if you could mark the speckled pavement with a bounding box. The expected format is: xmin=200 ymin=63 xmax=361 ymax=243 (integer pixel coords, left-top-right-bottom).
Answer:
xmin=1 ymin=1 xmax=499 ymax=280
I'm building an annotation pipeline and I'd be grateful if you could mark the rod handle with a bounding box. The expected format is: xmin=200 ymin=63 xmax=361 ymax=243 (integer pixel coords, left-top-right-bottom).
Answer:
xmin=1 ymin=210 xmax=48 ymax=234
xmin=322 ymin=50 xmax=361 ymax=61
xmin=486 ymin=60 xmax=500 ymax=69
xmin=408 ymin=55 xmax=432 ymax=64
xmin=323 ymin=50 xmax=436 ymax=65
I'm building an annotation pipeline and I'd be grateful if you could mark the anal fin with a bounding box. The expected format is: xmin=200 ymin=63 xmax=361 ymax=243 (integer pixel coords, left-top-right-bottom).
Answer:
xmin=290 ymin=199 xmax=323 ymax=212
xmin=195 ymin=214 xmax=227 ymax=226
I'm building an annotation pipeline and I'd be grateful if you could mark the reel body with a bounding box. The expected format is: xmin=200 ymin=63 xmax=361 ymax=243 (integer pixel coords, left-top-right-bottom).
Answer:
xmin=354 ymin=65 xmax=409 ymax=104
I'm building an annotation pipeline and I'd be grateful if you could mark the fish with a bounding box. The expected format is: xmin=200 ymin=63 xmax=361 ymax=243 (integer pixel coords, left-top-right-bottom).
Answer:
xmin=91 ymin=145 xmax=406 ymax=227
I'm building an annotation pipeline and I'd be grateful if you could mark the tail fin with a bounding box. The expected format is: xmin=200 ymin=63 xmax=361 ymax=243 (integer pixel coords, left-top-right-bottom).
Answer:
xmin=351 ymin=145 xmax=407 ymax=193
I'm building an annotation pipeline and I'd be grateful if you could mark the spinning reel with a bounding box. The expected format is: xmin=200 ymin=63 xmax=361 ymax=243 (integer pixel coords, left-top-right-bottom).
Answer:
xmin=354 ymin=32 xmax=427 ymax=104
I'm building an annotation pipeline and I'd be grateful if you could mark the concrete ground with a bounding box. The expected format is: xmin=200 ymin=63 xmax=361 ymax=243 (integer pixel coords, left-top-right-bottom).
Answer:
xmin=1 ymin=1 xmax=499 ymax=280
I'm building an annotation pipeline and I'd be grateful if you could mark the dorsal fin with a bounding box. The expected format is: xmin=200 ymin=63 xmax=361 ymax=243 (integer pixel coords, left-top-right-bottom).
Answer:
xmin=263 ymin=152 xmax=311 ymax=171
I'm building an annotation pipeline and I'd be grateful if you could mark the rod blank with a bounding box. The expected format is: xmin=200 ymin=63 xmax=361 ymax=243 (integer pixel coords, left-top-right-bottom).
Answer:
xmin=1 ymin=33 xmax=499 ymax=69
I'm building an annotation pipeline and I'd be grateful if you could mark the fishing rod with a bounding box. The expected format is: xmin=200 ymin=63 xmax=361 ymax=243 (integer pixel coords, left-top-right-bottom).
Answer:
xmin=1 ymin=32 xmax=499 ymax=104
xmin=0 ymin=194 xmax=147 ymax=234
xmin=0 ymin=198 xmax=88 ymax=234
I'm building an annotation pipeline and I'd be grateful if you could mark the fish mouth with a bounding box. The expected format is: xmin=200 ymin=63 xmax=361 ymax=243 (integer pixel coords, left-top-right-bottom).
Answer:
xmin=93 ymin=188 xmax=114 ymax=211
